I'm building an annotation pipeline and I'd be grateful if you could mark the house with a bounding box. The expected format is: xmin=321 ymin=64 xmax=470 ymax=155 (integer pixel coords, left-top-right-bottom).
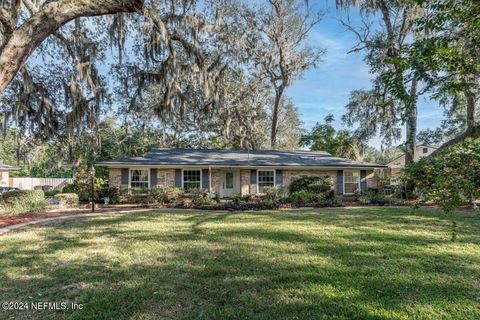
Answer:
xmin=386 ymin=145 xmax=438 ymax=177
xmin=97 ymin=148 xmax=386 ymax=198
xmin=0 ymin=163 xmax=20 ymax=187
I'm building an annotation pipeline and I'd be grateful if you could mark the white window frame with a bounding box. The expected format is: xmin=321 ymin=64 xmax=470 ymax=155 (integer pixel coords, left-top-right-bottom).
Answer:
xmin=182 ymin=169 xmax=203 ymax=191
xmin=343 ymin=170 xmax=360 ymax=195
xmin=257 ymin=169 xmax=276 ymax=194
xmin=129 ymin=168 xmax=150 ymax=189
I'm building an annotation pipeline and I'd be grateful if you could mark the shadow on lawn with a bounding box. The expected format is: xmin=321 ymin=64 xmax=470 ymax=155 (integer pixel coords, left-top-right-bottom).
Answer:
xmin=1 ymin=209 xmax=480 ymax=319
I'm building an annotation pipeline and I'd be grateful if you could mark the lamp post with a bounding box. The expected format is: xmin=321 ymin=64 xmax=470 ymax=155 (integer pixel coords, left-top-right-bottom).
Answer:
xmin=90 ymin=166 xmax=96 ymax=212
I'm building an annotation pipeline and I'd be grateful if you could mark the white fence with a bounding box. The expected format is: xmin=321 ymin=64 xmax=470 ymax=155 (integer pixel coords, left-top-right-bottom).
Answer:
xmin=9 ymin=177 xmax=73 ymax=190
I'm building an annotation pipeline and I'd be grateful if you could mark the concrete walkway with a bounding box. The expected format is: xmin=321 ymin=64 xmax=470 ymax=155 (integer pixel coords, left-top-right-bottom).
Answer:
xmin=0 ymin=208 xmax=151 ymax=235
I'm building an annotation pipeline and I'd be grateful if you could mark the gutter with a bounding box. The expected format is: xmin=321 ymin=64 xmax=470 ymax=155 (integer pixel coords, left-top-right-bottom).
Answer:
xmin=95 ymin=163 xmax=387 ymax=170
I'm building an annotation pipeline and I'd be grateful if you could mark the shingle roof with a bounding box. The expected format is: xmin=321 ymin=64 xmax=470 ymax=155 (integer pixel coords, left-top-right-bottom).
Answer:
xmin=97 ymin=148 xmax=386 ymax=169
xmin=0 ymin=163 xmax=20 ymax=171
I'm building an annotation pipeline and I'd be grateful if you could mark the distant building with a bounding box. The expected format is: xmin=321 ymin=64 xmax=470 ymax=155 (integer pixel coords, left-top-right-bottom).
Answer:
xmin=386 ymin=145 xmax=438 ymax=177
xmin=0 ymin=164 xmax=20 ymax=186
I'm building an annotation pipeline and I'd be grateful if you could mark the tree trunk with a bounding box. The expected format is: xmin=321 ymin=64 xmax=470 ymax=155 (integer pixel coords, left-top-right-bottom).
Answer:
xmin=464 ymin=88 xmax=476 ymax=133
xmin=270 ymin=89 xmax=283 ymax=148
xmin=0 ymin=0 xmax=143 ymax=93
xmin=404 ymin=77 xmax=418 ymax=166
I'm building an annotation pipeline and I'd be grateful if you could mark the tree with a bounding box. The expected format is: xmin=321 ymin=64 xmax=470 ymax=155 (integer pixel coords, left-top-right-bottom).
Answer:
xmin=300 ymin=114 xmax=366 ymax=160
xmin=0 ymin=0 xmax=142 ymax=92
xmin=242 ymin=0 xmax=323 ymax=148
xmin=416 ymin=128 xmax=444 ymax=145
xmin=0 ymin=0 xmax=225 ymax=142
xmin=275 ymin=100 xmax=303 ymax=150
xmin=339 ymin=0 xmax=422 ymax=166
xmin=410 ymin=0 xmax=480 ymax=155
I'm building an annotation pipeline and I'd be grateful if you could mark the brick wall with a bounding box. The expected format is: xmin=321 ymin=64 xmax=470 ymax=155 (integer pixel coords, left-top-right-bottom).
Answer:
xmin=109 ymin=168 xmax=122 ymax=188
xmin=156 ymin=169 xmax=175 ymax=188
xmin=240 ymin=169 xmax=250 ymax=195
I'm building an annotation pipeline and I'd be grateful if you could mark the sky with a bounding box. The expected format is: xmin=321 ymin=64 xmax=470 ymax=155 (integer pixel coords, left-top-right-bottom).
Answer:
xmin=286 ymin=2 xmax=443 ymax=148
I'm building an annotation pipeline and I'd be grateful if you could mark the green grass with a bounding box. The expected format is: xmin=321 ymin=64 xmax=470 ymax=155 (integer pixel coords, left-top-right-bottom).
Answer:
xmin=1 ymin=208 xmax=480 ymax=319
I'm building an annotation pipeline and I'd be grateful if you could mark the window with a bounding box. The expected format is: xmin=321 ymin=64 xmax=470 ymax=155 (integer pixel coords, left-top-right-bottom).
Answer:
xmin=343 ymin=171 xmax=360 ymax=195
xmin=183 ymin=170 xmax=201 ymax=192
xmin=225 ymin=172 xmax=234 ymax=189
xmin=130 ymin=169 xmax=149 ymax=189
xmin=258 ymin=170 xmax=275 ymax=193
xmin=423 ymin=147 xmax=428 ymax=154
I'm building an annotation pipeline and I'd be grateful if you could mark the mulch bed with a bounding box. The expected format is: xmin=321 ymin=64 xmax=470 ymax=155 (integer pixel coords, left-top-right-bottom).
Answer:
xmin=0 ymin=204 xmax=147 ymax=228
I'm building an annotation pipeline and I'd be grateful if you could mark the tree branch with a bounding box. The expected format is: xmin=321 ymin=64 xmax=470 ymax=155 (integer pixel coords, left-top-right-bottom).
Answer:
xmin=0 ymin=0 xmax=143 ymax=93
xmin=431 ymin=124 xmax=480 ymax=156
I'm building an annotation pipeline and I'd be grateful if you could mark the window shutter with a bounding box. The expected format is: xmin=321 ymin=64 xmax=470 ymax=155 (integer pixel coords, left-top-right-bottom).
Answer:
xmin=360 ymin=170 xmax=367 ymax=192
xmin=336 ymin=170 xmax=343 ymax=195
xmin=202 ymin=169 xmax=209 ymax=189
xmin=275 ymin=170 xmax=283 ymax=188
xmin=250 ymin=169 xmax=257 ymax=184
xmin=175 ymin=169 xmax=182 ymax=187
xmin=121 ymin=168 xmax=129 ymax=185
xmin=150 ymin=168 xmax=157 ymax=188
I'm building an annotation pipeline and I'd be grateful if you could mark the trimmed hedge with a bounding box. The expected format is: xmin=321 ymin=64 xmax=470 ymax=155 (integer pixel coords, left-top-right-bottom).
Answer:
xmin=1 ymin=190 xmax=44 ymax=204
xmin=55 ymin=193 xmax=79 ymax=208
xmin=290 ymin=176 xmax=323 ymax=193
xmin=0 ymin=190 xmax=46 ymax=215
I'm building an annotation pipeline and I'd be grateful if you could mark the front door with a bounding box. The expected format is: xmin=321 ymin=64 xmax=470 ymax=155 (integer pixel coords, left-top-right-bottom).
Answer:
xmin=222 ymin=170 xmax=235 ymax=198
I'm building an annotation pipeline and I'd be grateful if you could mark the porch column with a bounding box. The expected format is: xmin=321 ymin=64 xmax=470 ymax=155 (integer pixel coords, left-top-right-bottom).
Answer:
xmin=209 ymin=166 xmax=212 ymax=192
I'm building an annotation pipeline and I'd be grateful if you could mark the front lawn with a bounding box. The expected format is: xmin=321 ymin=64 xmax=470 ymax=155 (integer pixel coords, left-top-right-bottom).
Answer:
xmin=1 ymin=208 xmax=479 ymax=319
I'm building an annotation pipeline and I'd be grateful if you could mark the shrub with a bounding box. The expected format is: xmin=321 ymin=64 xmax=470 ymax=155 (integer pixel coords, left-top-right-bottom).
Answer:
xmin=402 ymin=138 xmax=480 ymax=213
xmin=44 ymin=190 xmax=61 ymax=198
xmin=62 ymin=169 xmax=105 ymax=202
xmin=241 ymin=194 xmax=253 ymax=202
xmin=358 ymin=195 xmax=371 ymax=205
xmin=263 ymin=186 xmax=283 ymax=202
xmin=263 ymin=199 xmax=275 ymax=209
xmin=188 ymin=188 xmax=213 ymax=206
xmin=192 ymin=197 xmax=216 ymax=206
xmin=55 ymin=193 xmax=79 ymax=208
xmin=307 ymin=177 xmax=334 ymax=194
xmin=147 ymin=188 xmax=164 ymax=204
xmin=232 ymin=194 xmax=242 ymax=204
xmin=0 ymin=190 xmax=46 ymax=215
xmin=288 ymin=190 xmax=314 ymax=205
xmin=97 ymin=186 xmax=120 ymax=204
xmin=146 ymin=186 xmax=183 ymax=205
xmin=62 ymin=183 xmax=90 ymax=202
xmin=290 ymin=176 xmax=323 ymax=193
xmin=318 ymin=196 xmax=343 ymax=207
xmin=163 ymin=186 xmax=183 ymax=203
xmin=62 ymin=184 xmax=77 ymax=194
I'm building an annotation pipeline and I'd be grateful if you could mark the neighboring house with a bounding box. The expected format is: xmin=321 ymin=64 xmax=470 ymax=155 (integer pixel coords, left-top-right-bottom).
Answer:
xmin=0 ymin=163 xmax=20 ymax=187
xmin=386 ymin=145 xmax=438 ymax=178
xmin=97 ymin=148 xmax=385 ymax=198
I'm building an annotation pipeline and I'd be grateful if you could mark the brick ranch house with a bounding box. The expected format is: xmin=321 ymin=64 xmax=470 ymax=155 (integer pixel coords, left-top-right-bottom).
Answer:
xmin=97 ymin=148 xmax=386 ymax=198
